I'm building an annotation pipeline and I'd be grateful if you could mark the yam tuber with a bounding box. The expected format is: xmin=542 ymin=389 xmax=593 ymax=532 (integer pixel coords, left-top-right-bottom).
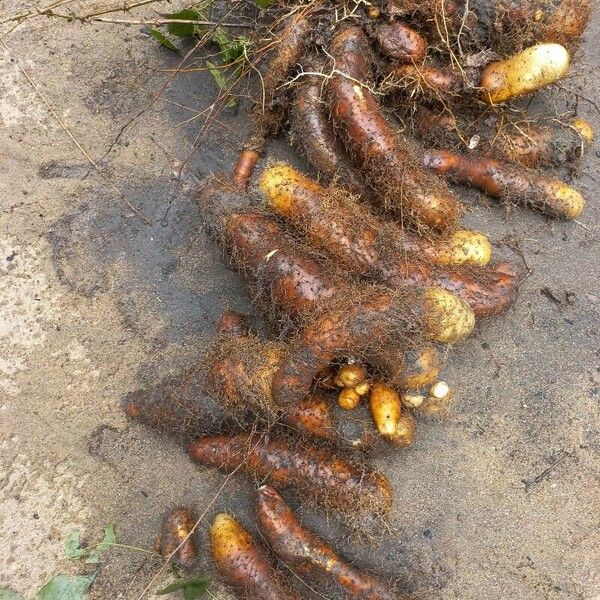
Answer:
xmin=256 ymin=485 xmax=402 ymax=599
xmin=424 ymin=148 xmax=585 ymax=218
xmin=189 ymin=433 xmax=393 ymax=514
xmin=160 ymin=507 xmax=198 ymax=569
xmin=328 ymin=25 xmax=461 ymax=232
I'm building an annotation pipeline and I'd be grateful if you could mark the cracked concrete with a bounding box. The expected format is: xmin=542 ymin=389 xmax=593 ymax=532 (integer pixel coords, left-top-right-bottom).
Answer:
xmin=0 ymin=1 xmax=599 ymax=599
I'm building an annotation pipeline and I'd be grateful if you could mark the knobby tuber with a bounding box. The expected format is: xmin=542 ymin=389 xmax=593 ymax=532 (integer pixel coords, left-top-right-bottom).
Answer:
xmin=189 ymin=433 xmax=393 ymax=515
xmin=328 ymin=25 xmax=461 ymax=232
xmin=211 ymin=513 xmax=299 ymax=600
xmin=256 ymin=485 xmax=402 ymax=599
xmin=260 ymin=163 xmax=518 ymax=317
xmin=160 ymin=507 xmax=198 ymax=569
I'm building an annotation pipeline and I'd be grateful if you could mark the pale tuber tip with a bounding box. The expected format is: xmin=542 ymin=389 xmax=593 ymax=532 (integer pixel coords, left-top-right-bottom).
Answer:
xmin=429 ymin=380 xmax=451 ymax=401
xmin=211 ymin=513 xmax=251 ymax=560
xmin=435 ymin=230 xmax=492 ymax=266
xmin=481 ymin=43 xmax=570 ymax=104
xmin=259 ymin=162 xmax=319 ymax=215
xmin=549 ymin=182 xmax=585 ymax=219
xmin=423 ymin=287 xmax=475 ymax=343
xmin=572 ymin=118 xmax=595 ymax=144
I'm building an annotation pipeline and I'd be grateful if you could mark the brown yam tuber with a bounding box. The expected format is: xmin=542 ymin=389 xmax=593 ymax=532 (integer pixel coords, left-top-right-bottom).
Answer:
xmin=367 ymin=18 xmax=428 ymax=63
xmin=211 ymin=513 xmax=299 ymax=600
xmin=289 ymin=55 xmax=365 ymax=196
xmin=260 ymin=163 xmax=518 ymax=318
xmin=190 ymin=433 xmax=393 ymax=514
xmin=328 ymin=26 xmax=461 ymax=232
xmin=256 ymin=485 xmax=402 ymax=599
xmin=424 ymin=148 xmax=585 ymax=219
xmin=234 ymin=10 xmax=313 ymax=188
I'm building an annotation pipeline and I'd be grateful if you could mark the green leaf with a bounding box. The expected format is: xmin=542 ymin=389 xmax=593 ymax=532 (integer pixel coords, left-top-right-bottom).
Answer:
xmin=86 ymin=524 xmax=117 ymax=564
xmin=164 ymin=9 xmax=199 ymax=37
xmin=157 ymin=578 xmax=209 ymax=599
xmin=206 ymin=61 xmax=236 ymax=107
xmin=64 ymin=531 xmax=87 ymax=559
xmin=255 ymin=0 xmax=274 ymax=7
xmin=36 ymin=575 xmax=95 ymax=600
xmin=0 ymin=589 xmax=25 ymax=600
xmin=149 ymin=28 xmax=179 ymax=52
xmin=211 ymin=28 xmax=249 ymax=63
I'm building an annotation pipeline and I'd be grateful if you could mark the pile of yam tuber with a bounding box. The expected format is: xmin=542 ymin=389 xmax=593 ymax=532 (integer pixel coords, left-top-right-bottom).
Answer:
xmin=126 ymin=1 xmax=593 ymax=596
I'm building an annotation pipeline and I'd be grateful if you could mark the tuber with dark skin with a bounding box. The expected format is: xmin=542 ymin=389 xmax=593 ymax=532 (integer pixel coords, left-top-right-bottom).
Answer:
xmin=190 ymin=433 xmax=393 ymax=515
xmin=257 ymin=485 xmax=403 ymax=599
xmin=328 ymin=25 xmax=461 ymax=232
xmin=233 ymin=9 xmax=313 ymax=189
xmin=260 ymin=163 xmax=519 ymax=318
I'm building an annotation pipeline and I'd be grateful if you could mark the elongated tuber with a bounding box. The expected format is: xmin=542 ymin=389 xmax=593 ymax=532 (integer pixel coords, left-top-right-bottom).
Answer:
xmin=424 ymin=148 xmax=585 ymax=218
xmin=190 ymin=433 xmax=393 ymax=514
xmin=289 ymin=56 xmax=365 ymax=195
xmin=234 ymin=10 xmax=313 ymax=188
xmin=211 ymin=513 xmax=299 ymax=600
xmin=256 ymin=485 xmax=402 ymax=599
xmin=328 ymin=26 xmax=461 ymax=232
xmin=260 ymin=163 xmax=518 ymax=317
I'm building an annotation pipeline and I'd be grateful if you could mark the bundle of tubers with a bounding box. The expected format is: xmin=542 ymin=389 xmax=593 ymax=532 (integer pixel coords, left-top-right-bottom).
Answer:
xmin=200 ymin=176 xmax=475 ymax=406
xmin=211 ymin=486 xmax=405 ymax=599
xmin=123 ymin=311 xmax=423 ymax=450
xmin=131 ymin=2 xmax=593 ymax=594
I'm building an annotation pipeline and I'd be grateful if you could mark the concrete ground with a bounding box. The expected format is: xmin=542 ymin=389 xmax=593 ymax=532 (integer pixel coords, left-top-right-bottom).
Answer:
xmin=0 ymin=2 xmax=598 ymax=598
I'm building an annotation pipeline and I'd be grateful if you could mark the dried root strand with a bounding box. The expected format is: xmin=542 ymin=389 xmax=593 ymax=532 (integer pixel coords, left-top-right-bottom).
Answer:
xmin=424 ymin=148 xmax=585 ymax=219
xmin=189 ymin=433 xmax=393 ymax=515
xmin=160 ymin=508 xmax=198 ymax=569
xmin=211 ymin=513 xmax=299 ymax=600
xmin=256 ymin=485 xmax=403 ymax=599
xmin=328 ymin=25 xmax=461 ymax=232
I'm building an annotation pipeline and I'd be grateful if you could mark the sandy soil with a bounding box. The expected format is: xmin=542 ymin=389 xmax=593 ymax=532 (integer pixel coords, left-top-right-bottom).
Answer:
xmin=0 ymin=2 xmax=599 ymax=599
